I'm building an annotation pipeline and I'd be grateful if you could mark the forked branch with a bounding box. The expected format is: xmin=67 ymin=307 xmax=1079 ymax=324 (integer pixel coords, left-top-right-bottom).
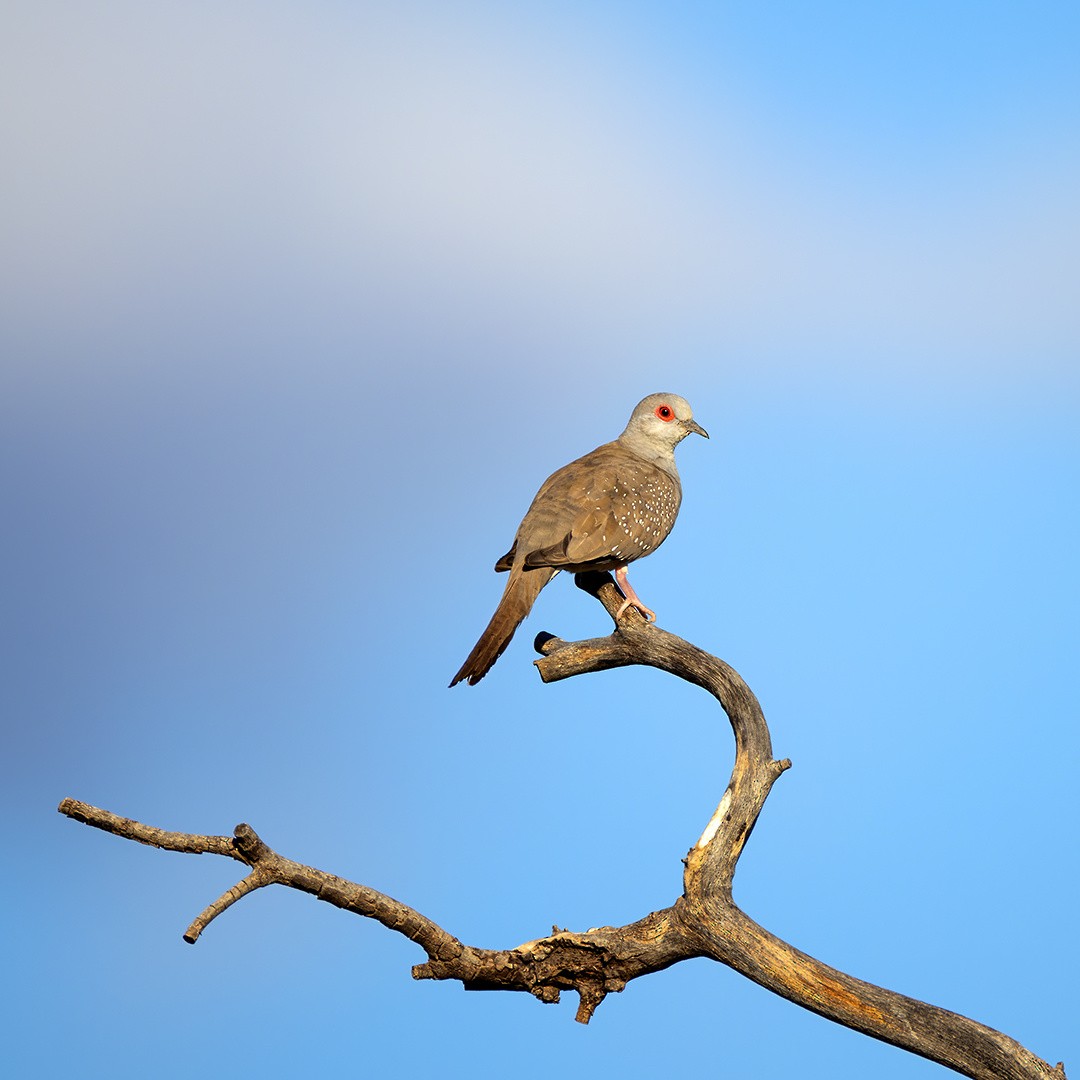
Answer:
xmin=59 ymin=572 xmax=1065 ymax=1077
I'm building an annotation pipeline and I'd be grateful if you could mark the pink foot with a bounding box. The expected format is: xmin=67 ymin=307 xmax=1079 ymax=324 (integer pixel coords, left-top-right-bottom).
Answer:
xmin=614 ymin=566 xmax=657 ymax=622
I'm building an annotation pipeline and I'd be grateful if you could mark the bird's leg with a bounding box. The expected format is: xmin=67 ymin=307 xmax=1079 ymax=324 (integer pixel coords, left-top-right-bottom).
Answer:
xmin=613 ymin=566 xmax=657 ymax=623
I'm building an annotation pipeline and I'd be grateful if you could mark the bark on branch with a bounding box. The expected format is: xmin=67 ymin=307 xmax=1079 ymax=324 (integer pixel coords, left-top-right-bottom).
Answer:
xmin=59 ymin=571 xmax=1065 ymax=1078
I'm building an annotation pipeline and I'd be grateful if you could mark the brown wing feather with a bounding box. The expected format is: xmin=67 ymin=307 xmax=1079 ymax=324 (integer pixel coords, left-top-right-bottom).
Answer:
xmin=515 ymin=446 xmax=681 ymax=572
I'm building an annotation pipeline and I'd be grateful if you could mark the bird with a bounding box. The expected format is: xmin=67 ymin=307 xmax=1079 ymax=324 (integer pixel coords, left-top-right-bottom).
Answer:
xmin=450 ymin=393 xmax=708 ymax=687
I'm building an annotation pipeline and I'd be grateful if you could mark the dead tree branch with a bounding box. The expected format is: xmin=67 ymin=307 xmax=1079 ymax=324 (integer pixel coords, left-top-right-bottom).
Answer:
xmin=59 ymin=571 xmax=1065 ymax=1078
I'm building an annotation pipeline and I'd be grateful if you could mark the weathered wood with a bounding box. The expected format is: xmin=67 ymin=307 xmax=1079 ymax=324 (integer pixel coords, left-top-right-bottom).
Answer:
xmin=57 ymin=571 xmax=1066 ymax=1078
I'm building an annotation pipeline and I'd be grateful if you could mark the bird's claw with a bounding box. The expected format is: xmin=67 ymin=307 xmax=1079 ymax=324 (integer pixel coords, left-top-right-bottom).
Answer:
xmin=615 ymin=598 xmax=657 ymax=623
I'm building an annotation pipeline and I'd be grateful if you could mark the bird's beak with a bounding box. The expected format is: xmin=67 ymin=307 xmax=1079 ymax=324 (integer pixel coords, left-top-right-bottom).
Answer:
xmin=685 ymin=419 xmax=709 ymax=439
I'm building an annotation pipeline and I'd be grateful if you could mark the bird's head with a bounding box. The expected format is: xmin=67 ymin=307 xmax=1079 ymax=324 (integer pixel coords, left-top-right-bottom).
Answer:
xmin=620 ymin=393 xmax=709 ymax=455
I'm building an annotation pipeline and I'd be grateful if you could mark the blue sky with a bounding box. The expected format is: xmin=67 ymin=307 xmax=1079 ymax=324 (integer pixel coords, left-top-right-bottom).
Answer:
xmin=3 ymin=3 xmax=1077 ymax=1077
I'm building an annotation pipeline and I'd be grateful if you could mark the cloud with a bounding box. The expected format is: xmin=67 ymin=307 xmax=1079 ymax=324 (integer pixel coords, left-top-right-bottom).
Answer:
xmin=1 ymin=2 xmax=1077 ymax=401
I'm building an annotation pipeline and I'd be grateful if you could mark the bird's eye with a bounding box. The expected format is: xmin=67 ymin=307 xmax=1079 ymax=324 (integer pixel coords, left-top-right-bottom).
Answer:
xmin=655 ymin=405 xmax=674 ymax=422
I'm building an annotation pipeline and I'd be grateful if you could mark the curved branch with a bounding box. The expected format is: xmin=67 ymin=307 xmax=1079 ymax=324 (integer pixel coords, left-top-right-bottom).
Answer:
xmin=535 ymin=571 xmax=790 ymax=901
xmin=535 ymin=572 xmax=1066 ymax=1080
xmin=58 ymin=572 xmax=1066 ymax=1078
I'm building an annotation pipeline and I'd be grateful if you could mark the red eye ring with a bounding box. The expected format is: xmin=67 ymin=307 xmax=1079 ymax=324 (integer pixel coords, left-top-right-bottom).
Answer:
xmin=655 ymin=404 xmax=674 ymax=422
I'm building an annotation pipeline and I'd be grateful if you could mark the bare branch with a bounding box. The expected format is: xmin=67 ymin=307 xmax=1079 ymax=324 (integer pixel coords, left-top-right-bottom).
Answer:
xmin=57 ymin=574 xmax=1067 ymax=1079
xmin=185 ymin=870 xmax=268 ymax=944
xmin=58 ymin=799 xmax=467 ymax=961
xmin=58 ymin=798 xmax=238 ymax=859
xmin=57 ymin=797 xmax=696 ymax=1021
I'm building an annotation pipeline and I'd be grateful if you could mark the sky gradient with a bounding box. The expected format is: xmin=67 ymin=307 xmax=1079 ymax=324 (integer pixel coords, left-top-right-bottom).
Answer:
xmin=4 ymin=3 xmax=1077 ymax=1078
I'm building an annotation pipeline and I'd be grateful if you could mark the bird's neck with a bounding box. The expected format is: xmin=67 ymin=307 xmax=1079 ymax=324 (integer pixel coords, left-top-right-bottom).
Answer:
xmin=615 ymin=433 xmax=680 ymax=479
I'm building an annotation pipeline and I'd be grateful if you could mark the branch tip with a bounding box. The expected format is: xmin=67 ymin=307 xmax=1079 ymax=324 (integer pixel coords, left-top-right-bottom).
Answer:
xmin=231 ymin=823 xmax=270 ymax=862
xmin=574 ymin=985 xmax=605 ymax=1024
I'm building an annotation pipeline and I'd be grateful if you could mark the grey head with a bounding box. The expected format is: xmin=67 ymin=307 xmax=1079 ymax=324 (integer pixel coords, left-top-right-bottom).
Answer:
xmin=617 ymin=393 xmax=708 ymax=471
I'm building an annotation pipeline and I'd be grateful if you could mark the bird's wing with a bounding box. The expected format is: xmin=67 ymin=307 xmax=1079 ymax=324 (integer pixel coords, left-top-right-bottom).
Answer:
xmin=518 ymin=448 xmax=672 ymax=570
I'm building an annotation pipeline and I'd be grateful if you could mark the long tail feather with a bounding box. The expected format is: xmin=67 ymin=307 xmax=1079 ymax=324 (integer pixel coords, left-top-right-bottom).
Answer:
xmin=450 ymin=566 xmax=555 ymax=686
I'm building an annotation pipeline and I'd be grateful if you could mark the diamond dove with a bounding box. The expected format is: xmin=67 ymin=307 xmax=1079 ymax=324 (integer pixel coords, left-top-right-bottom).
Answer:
xmin=450 ymin=393 xmax=708 ymax=687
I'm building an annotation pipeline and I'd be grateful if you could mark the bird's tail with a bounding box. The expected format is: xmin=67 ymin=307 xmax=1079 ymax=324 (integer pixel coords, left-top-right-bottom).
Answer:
xmin=450 ymin=565 xmax=555 ymax=686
